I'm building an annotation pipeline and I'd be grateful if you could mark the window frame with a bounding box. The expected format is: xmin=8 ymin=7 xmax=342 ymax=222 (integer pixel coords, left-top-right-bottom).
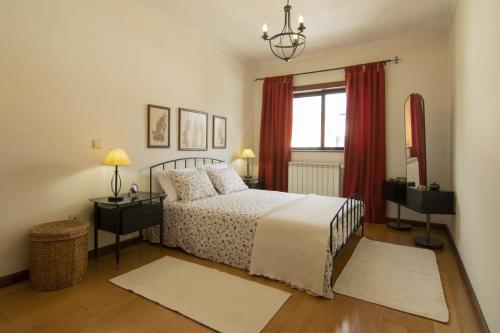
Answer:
xmin=292 ymin=87 xmax=346 ymax=152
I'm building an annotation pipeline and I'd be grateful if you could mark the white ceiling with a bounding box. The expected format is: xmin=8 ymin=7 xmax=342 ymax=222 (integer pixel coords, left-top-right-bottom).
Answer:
xmin=140 ymin=0 xmax=456 ymax=62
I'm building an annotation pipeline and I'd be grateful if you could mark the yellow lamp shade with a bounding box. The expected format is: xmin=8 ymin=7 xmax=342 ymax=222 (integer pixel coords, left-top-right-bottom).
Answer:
xmin=241 ymin=149 xmax=256 ymax=158
xmin=102 ymin=148 xmax=131 ymax=166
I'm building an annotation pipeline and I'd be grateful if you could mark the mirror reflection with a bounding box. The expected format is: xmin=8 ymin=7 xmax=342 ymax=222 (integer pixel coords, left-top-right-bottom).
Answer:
xmin=404 ymin=93 xmax=427 ymax=189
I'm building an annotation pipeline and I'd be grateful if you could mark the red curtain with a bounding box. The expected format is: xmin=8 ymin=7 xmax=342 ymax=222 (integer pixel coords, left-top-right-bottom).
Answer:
xmin=343 ymin=63 xmax=386 ymax=224
xmin=409 ymin=94 xmax=427 ymax=186
xmin=258 ymin=75 xmax=294 ymax=192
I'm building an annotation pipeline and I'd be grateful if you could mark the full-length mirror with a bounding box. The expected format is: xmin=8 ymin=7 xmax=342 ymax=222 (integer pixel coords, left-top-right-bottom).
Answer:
xmin=404 ymin=93 xmax=427 ymax=189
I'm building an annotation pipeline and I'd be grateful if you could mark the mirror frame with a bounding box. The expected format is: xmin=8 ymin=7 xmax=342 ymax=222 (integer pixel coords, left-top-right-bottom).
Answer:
xmin=404 ymin=93 xmax=427 ymax=190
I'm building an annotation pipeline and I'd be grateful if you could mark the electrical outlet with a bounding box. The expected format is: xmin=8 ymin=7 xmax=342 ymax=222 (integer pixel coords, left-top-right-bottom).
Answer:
xmin=68 ymin=214 xmax=80 ymax=221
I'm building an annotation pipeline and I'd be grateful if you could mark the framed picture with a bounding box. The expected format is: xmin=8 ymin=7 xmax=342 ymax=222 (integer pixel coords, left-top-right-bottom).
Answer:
xmin=147 ymin=104 xmax=170 ymax=148
xmin=213 ymin=115 xmax=227 ymax=149
xmin=178 ymin=108 xmax=208 ymax=151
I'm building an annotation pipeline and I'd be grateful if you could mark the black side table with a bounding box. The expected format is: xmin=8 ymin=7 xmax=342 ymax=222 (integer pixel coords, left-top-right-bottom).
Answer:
xmin=242 ymin=177 xmax=266 ymax=189
xmin=89 ymin=192 xmax=166 ymax=268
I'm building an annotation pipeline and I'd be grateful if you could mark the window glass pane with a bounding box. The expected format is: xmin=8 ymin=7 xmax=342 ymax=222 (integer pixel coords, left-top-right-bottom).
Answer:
xmin=292 ymin=95 xmax=322 ymax=148
xmin=324 ymin=92 xmax=346 ymax=148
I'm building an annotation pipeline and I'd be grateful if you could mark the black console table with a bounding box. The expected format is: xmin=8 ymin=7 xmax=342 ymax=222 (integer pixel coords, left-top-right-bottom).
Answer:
xmin=383 ymin=181 xmax=455 ymax=249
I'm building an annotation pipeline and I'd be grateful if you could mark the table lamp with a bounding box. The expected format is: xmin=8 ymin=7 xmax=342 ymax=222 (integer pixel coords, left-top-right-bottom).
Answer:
xmin=102 ymin=148 xmax=131 ymax=202
xmin=241 ymin=149 xmax=256 ymax=179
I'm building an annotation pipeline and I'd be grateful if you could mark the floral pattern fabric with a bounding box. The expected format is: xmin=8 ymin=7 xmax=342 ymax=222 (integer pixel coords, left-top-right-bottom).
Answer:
xmin=206 ymin=167 xmax=248 ymax=194
xmin=170 ymin=169 xmax=218 ymax=201
xmin=143 ymin=189 xmax=362 ymax=298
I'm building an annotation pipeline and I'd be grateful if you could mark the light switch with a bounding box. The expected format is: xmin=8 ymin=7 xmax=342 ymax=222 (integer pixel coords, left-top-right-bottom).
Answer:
xmin=92 ymin=139 xmax=102 ymax=149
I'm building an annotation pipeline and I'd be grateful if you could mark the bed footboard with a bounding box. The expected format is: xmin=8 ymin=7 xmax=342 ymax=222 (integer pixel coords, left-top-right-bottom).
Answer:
xmin=329 ymin=194 xmax=365 ymax=257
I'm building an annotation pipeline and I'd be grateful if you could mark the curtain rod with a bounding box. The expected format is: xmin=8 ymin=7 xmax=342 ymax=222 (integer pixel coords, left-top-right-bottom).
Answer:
xmin=254 ymin=56 xmax=401 ymax=81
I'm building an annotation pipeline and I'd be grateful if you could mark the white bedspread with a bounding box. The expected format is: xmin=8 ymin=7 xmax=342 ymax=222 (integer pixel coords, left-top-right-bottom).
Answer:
xmin=250 ymin=194 xmax=348 ymax=295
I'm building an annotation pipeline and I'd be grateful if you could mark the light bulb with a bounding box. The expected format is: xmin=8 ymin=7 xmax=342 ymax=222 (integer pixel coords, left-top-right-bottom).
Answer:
xmin=262 ymin=23 xmax=268 ymax=33
xmin=298 ymin=15 xmax=304 ymax=24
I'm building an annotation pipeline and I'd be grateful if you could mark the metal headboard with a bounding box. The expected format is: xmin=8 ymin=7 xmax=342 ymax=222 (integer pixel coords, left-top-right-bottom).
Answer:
xmin=149 ymin=157 xmax=225 ymax=195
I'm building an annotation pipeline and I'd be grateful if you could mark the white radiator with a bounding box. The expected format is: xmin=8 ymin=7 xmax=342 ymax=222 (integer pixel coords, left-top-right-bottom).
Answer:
xmin=288 ymin=162 xmax=342 ymax=197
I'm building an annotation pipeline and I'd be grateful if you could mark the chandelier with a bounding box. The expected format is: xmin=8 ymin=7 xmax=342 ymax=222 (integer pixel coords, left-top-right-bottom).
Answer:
xmin=261 ymin=0 xmax=306 ymax=62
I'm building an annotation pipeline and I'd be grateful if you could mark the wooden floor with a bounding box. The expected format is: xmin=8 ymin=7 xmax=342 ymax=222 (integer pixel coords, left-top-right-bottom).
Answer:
xmin=0 ymin=224 xmax=482 ymax=333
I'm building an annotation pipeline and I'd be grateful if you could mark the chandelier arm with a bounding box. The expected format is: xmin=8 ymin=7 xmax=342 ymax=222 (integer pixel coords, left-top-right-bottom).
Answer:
xmin=268 ymin=32 xmax=306 ymax=41
xmin=269 ymin=40 xmax=285 ymax=61
xmin=286 ymin=6 xmax=293 ymax=33
xmin=293 ymin=40 xmax=306 ymax=59
xmin=288 ymin=40 xmax=298 ymax=61
xmin=287 ymin=35 xmax=296 ymax=59
xmin=280 ymin=7 xmax=288 ymax=35
xmin=279 ymin=34 xmax=288 ymax=60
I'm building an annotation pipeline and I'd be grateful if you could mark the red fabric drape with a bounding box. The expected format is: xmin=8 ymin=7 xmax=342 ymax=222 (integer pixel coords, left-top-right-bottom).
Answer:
xmin=409 ymin=94 xmax=427 ymax=186
xmin=343 ymin=63 xmax=386 ymax=224
xmin=258 ymin=75 xmax=293 ymax=192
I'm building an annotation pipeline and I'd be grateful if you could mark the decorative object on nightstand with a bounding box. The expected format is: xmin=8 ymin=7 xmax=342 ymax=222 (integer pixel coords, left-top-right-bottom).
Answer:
xmin=90 ymin=192 xmax=166 ymax=268
xmin=102 ymin=148 xmax=131 ymax=202
xmin=129 ymin=182 xmax=139 ymax=200
xmin=242 ymin=177 xmax=266 ymax=190
xmin=29 ymin=220 xmax=90 ymax=290
xmin=241 ymin=148 xmax=256 ymax=179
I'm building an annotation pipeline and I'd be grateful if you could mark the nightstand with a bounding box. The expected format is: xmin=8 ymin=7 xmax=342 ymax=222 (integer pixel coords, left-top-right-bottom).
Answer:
xmin=89 ymin=192 xmax=166 ymax=268
xmin=242 ymin=177 xmax=266 ymax=189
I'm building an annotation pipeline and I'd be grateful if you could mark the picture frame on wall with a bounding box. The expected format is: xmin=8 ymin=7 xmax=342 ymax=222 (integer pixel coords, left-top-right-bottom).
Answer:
xmin=213 ymin=115 xmax=227 ymax=149
xmin=178 ymin=108 xmax=208 ymax=151
xmin=147 ymin=104 xmax=170 ymax=148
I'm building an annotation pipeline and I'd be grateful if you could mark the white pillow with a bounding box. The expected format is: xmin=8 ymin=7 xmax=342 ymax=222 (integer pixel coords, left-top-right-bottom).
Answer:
xmin=198 ymin=162 xmax=228 ymax=171
xmin=170 ymin=169 xmax=218 ymax=201
xmin=206 ymin=167 xmax=248 ymax=194
xmin=157 ymin=168 xmax=196 ymax=201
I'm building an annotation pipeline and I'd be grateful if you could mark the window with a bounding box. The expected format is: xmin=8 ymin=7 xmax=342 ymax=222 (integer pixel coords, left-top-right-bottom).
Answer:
xmin=292 ymin=89 xmax=346 ymax=150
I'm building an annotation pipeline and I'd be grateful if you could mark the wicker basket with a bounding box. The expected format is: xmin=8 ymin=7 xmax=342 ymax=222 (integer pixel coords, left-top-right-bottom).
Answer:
xmin=29 ymin=220 xmax=90 ymax=291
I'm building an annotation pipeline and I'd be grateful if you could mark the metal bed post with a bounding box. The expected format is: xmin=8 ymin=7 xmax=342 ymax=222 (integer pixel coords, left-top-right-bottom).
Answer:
xmin=329 ymin=194 xmax=365 ymax=258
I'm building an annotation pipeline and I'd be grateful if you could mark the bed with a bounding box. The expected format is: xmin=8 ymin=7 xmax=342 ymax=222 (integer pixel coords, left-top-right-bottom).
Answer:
xmin=143 ymin=158 xmax=364 ymax=298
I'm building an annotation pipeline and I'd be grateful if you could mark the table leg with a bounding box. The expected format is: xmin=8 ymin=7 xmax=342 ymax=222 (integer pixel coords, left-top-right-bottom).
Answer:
xmin=115 ymin=232 xmax=120 ymax=269
xmin=94 ymin=203 xmax=99 ymax=262
xmin=116 ymin=209 xmax=120 ymax=269
xmin=386 ymin=203 xmax=411 ymax=230
xmin=159 ymin=197 xmax=164 ymax=250
xmin=413 ymin=214 xmax=444 ymax=249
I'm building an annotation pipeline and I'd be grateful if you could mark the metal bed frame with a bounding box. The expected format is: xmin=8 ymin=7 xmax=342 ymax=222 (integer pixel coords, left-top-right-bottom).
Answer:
xmin=149 ymin=157 xmax=225 ymax=199
xmin=330 ymin=193 xmax=365 ymax=258
xmin=149 ymin=157 xmax=365 ymax=286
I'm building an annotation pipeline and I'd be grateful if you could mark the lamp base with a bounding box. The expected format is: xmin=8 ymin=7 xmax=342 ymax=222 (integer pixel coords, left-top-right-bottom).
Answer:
xmin=108 ymin=195 xmax=124 ymax=202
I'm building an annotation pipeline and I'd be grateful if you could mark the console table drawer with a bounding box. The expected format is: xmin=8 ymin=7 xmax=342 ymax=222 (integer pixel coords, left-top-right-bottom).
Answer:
xmin=120 ymin=205 xmax=148 ymax=234
xmin=406 ymin=188 xmax=455 ymax=214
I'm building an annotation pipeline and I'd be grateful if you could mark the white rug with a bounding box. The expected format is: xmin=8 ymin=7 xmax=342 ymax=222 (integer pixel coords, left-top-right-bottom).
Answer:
xmin=333 ymin=237 xmax=449 ymax=322
xmin=110 ymin=256 xmax=290 ymax=333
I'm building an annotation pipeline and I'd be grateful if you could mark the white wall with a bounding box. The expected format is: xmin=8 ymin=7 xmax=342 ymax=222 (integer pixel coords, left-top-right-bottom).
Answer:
xmin=450 ymin=0 xmax=500 ymax=331
xmin=0 ymin=0 xmax=253 ymax=277
xmin=253 ymin=34 xmax=453 ymax=223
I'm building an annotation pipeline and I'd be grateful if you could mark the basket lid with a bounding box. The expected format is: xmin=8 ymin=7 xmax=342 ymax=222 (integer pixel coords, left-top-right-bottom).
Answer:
xmin=29 ymin=220 xmax=90 ymax=241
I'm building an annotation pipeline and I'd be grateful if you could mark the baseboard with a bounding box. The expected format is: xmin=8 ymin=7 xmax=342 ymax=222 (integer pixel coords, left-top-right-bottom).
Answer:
xmin=0 ymin=269 xmax=29 ymax=289
xmin=0 ymin=236 xmax=141 ymax=289
xmin=385 ymin=217 xmax=447 ymax=230
xmin=444 ymin=227 xmax=491 ymax=333
xmin=387 ymin=216 xmax=489 ymax=331
xmin=87 ymin=236 xmax=140 ymax=260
